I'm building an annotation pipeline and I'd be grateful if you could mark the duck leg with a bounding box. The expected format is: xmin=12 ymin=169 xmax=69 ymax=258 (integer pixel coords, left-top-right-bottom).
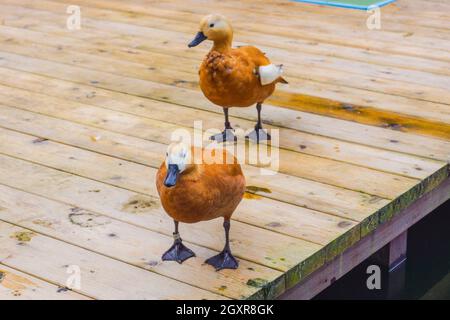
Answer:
xmin=210 ymin=108 xmax=237 ymax=143
xmin=246 ymin=102 xmax=271 ymax=143
xmin=162 ymin=220 xmax=195 ymax=264
xmin=205 ymin=219 xmax=239 ymax=271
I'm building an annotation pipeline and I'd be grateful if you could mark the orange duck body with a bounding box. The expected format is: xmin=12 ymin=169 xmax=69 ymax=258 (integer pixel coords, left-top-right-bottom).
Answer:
xmin=156 ymin=147 xmax=245 ymax=224
xmin=199 ymin=46 xmax=276 ymax=108
xmin=189 ymin=14 xmax=286 ymax=142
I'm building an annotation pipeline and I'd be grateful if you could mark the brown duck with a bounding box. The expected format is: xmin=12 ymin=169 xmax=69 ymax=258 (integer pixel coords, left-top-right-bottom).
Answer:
xmin=156 ymin=142 xmax=246 ymax=270
xmin=188 ymin=14 xmax=287 ymax=143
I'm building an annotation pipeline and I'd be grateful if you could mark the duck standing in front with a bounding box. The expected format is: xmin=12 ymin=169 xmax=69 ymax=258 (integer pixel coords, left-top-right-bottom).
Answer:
xmin=188 ymin=14 xmax=287 ymax=143
xmin=156 ymin=142 xmax=246 ymax=270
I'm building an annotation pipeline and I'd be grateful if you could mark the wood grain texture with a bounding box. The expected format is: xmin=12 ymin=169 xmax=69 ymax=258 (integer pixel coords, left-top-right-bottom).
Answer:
xmin=0 ymin=0 xmax=449 ymax=299
xmin=0 ymin=222 xmax=227 ymax=300
xmin=280 ymin=177 xmax=450 ymax=299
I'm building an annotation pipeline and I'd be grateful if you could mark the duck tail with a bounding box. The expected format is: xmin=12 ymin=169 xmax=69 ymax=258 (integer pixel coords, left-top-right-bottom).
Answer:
xmin=278 ymin=77 xmax=288 ymax=84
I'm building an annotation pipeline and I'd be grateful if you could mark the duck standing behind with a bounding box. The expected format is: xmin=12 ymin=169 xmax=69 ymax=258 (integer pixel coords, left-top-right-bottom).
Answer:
xmin=156 ymin=142 xmax=246 ymax=270
xmin=188 ymin=14 xmax=287 ymax=143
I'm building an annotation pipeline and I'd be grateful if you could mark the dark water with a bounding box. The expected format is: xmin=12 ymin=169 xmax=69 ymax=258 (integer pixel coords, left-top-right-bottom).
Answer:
xmin=315 ymin=200 xmax=450 ymax=300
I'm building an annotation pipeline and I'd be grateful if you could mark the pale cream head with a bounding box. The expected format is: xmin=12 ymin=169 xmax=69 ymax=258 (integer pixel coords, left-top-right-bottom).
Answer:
xmin=165 ymin=142 xmax=191 ymax=173
xmin=199 ymin=14 xmax=233 ymax=42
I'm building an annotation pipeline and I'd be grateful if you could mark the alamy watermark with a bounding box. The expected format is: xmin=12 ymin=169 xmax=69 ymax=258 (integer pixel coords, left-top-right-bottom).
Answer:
xmin=66 ymin=5 xmax=81 ymax=31
xmin=66 ymin=264 xmax=81 ymax=290
xmin=169 ymin=120 xmax=280 ymax=176
xmin=366 ymin=8 xmax=381 ymax=30
xmin=366 ymin=264 xmax=381 ymax=290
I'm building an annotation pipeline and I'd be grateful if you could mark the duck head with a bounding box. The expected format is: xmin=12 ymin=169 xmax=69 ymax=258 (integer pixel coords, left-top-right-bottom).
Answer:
xmin=188 ymin=14 xmax=233 ymax=51
xmin=164 ymin=142 xmax=191 ymax=188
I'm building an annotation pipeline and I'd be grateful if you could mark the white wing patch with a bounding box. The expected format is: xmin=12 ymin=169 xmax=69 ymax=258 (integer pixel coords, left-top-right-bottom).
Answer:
xmin=258 ymin=64 xmax=283 ymax=85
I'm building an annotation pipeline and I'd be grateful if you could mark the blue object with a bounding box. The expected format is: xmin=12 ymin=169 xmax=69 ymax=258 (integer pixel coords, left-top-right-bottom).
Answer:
xmin=291 ymin=0 xmax=396 ymax=10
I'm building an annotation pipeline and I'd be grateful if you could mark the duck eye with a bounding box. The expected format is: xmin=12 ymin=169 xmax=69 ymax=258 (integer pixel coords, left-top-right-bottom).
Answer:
xmin=209 ymin=23 xmax=214 ymax=28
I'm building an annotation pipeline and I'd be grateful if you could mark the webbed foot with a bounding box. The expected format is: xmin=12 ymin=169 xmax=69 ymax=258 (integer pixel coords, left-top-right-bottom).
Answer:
xmin=162 ymin=236 xmax=195 ymax=264
xmin=246 ymin=126 xmax=271 ymax=143
xmin=210 ymin=129 xmax=237 ymax=143
xmin=205 ymin=249 xmax=239 ymax=271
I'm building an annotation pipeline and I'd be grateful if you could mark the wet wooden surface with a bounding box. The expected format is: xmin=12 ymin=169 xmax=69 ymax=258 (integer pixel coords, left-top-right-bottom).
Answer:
xmin=0 ymin=0 xmax=449 ymax=299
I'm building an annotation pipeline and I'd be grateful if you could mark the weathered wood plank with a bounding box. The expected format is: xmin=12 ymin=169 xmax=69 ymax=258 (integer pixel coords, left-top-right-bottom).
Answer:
xmin=0 ymin=69 xmax=424 ymax=199
xmin=2 ymin=2 xmax=445 ymax=130
xmin=2 ymin=2 xmax=450 ymax=109
xmin=12 ymin=0 xmax=450 ymax=67
xmin=0 ymin=105 xmax=364 ymax=246
xmin=143 ymin=0 xmax=450 ymax=31
xmin=0 ymin=66 xmax=448 ymax=164
xmin=0 ymin=111 xmax=379 ymax=222
xmin=2 ymin=10 xmax=449 ymax=103
xmin=0 ymin=264 xmax=91 ymax=300
xmin=0 ymin=0 xmax=449 ymax=301
xmin=0 ymin=222 xmax=227 ymax=300
xmin=0 ymin=184 xmax=285 ymax=299
xmin=280 ymin=176 xmax=450 ymax=299
xmin=0 ymin=64 xmax=445 ymax=181
xmin=0 ymin=117 xmax=447 ymax=272
xmin=0 ymin=150 xmax=322 ymax=274
xmin=0 ymin=37 xmax=448 ymax=142
xmin=43 ymin=0 xmax=450 ymax=57
xmin=1 ymin=20 xmax=449 ymax=80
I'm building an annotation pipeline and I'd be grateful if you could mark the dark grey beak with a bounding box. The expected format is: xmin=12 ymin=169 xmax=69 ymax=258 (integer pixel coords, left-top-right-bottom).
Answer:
xmin=164 ymin=164 xmax=180 ymax=188
xmin=188 ymin=31 xmax=207 ymax=48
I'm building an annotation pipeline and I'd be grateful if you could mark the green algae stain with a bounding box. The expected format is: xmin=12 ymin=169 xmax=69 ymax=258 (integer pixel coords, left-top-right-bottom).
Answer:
xmin=218 ymin=285 xmax=227 ymax=291
xmin=247 ymin=278 xmax=269 ymax=288
xmin=10 ymin=231 xmax=35 ymax=242
xmin=244 ymin=186 xmax=272 ymax=200
xmin=243 ymin=192 xmax=262 ymax=200
xmin=245 ymin=186 xmax=272 ymax=194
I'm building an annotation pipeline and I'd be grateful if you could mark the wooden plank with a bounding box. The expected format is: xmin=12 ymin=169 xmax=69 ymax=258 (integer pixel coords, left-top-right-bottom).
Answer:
xmin=3 ymin=3 xmax=450 ymax=121
xmin=280 ymin=176 xmax=450 ymax=299
xmin=0 ymin=71 xmax=445 ymax=225
xmin=388 ymin=231 xmax=408 ymax=272
xmin=0 ymin=110 xmax=421 ymax=247
xmin=14 ymin=0 xmax=450 ymax=63
xmin=0 ymin=151 xmax=323 ymax=275
xmin=3 ymin=7 xmax=450 ymax=139
xmin=0 ymin=113 xmax=378 ymax=224
xmin=0 ymin=0 xmax=448 ymax=301
xmin=226 ymin=0 xmax=450 ymax=26
xmin=146 ymin=0 xmax=450 ymax=31
xmin=0 ymin=222 xmax=228 ymax=300
xmin=0 ymin=183 xmax=285 ymax=299
xmin=0 ymin=81 xmax=423 ymax=200
xmin=57 ymin=0 xmax=450 ymax=92
xmin=2 ymin=8 xmax=449 ymax=102
xmin=0 ymin=40 xmax=448 ymax=143
xmin=46 ymin=0 xmax=450 ymax=57
xmin=0 ymin=67 xmax=448 ymax=164
xmin=0 ymin=27 xmax=446 ymax=177
xmin=1 ymin=20 xmax=448 ymax=80
xmin=0 ymin=264 xmax=91 ymax=300
xmin=2 ymin=2 xmax=450 ymax=109
xmin=0 ymin=105 xmax=363 ymax=247
xmin=269 ymin=89 xmax=450 ymax=139
xmin=3 ymin=2 xmax=447 ymax=94
xmin=0 ymin=64 xmax=447 ymax=175
xmin=0 ymin=112 xmax=447 ymax=265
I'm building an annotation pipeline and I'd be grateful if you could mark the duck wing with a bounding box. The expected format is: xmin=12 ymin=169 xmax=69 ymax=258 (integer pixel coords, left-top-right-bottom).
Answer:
xmin=237 ymin=46 xmax=270 ymax=66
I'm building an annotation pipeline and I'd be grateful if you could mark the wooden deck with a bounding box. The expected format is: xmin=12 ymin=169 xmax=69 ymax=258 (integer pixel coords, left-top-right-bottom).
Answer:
xmin=0 ymin=0 xmax=449 ymax=300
